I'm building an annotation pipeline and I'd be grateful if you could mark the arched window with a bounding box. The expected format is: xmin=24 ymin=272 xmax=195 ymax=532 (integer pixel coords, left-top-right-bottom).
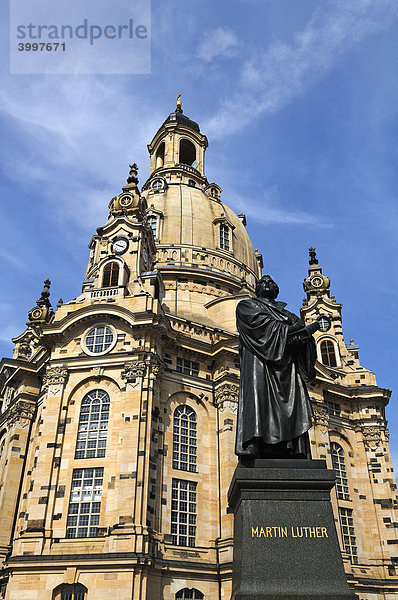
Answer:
xmin=320 ymin=339 xmax=337 ymax=367
xmin=210 ymin=187 xmax=219 ymax=199
xmin=179 ymin=139 xmax=196 ymax=166
xmin=220 ymin=224 xmax=230 ymax=251
xmin=147 ymin=215 xmax=158 ymax=237
xmin=331 ymin=442 xmax=350 ymax=500
xmin=173 ymin=405 xmax=197 ymax=472
xmin=156 ymin=142 xmax=165 ymax=168
xmin=60 ymin=584 xmax=87 ymax=600
xmin=176 ymin=589 xmax=204 ymax=600
xmin=102 ymin=262 xmax=119 ymax=288
xmin=75 ymin=390 xmax=110 ymax=459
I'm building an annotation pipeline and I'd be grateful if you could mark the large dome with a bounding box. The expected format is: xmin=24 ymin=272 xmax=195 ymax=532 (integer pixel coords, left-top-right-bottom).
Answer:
xmin=141 ymin=106 xmax=262 ymax=324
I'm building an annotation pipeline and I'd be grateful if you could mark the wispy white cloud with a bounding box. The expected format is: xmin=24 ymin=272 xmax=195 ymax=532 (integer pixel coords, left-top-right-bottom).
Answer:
xmin=0 ymin=325 xmax=21 ymax=344
xmin=0 ymin=249 xmax=32 ymax=272
xmin=0 ymin=77 xmax=161 ymax=231
xmin=204 ymin=0 xmax=398 ymax=139
xmin=225 ymin=185 xmax=328 ymax=227
xmin=197 ymin=26 xmax=238 ymax=63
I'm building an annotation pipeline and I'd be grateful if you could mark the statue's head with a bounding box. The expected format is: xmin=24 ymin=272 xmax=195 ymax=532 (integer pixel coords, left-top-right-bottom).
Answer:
xmin=255 ymin=275 xmax=279 ymax=300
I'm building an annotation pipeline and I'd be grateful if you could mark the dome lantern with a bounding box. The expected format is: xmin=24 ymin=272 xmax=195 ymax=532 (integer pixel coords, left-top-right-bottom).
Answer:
xmin=146 ymin=95 xmax=208 ymax=180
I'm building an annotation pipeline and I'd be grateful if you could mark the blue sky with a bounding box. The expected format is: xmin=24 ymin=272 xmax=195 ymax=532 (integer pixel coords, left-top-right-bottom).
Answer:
xmin=1 ymin=0 xmax=398 ymax=460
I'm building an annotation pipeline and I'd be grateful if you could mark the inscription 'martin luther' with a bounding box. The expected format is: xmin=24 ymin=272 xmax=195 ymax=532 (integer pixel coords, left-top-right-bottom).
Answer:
xmin=251 ymin=526 xmax=329 ymax=538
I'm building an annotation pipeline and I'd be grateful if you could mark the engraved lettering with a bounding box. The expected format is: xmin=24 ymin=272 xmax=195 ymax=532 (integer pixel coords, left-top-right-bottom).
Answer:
xmin=251 ymin=525 xmax=328 ymax=538
xmin=309 ymin=527 xmax=316 ymax=538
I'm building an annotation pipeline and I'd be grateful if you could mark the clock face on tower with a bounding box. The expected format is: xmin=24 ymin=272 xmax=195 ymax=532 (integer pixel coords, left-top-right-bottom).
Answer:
xmin=119 ymin=195 xmax=133 ymax=207
xmin=311 ymin=276 xmax=323 ymax=288
xmin=111 ymin=237 xmax=129 ymax=255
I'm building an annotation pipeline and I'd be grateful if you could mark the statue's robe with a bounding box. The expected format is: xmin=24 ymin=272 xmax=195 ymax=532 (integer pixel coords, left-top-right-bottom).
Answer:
xmin=235 ymin=296 xmax=316 ymax=455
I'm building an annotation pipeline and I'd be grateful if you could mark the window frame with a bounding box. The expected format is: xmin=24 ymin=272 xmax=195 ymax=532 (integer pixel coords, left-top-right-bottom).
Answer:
xmin=147 ymin=214 xmax=158 ymax=238
xmin=318 ymin=316 xmax=331 ymax=332
xmin=339 ymin=507 xmax=358 ymax=564
xmin=102 ymin=261 xmax=120 ymax=288
xmin=317 ymin=336 xmax=340 ymax=367
xmin=81 ymin=323 xmax=118 ymax=357
xmin=213 ymin=217 xmax=235 ymax=253
xmin=66 ymin=467 xmax=104 ymax=539
xmin=175 ymin=589 xmax=204 ymax=600
xmin=172 ymin=405 xmax=197 ymax=473
xmin=53 ymin=583 xmax=87 ymax=600
xmin=171 ymin=478 xmax=197 ymax=547
xmin=176 ymin=357 xmax=199 ymax=378
xmin=75 ymin=389 xmax=110 ymax=460
xmin=331 ymin=442 xmax=350 ymax=500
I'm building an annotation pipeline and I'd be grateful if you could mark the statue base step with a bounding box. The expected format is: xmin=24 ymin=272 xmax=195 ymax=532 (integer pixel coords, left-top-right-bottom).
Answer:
xmin=228 ymin=459 xmax=356 ymax=600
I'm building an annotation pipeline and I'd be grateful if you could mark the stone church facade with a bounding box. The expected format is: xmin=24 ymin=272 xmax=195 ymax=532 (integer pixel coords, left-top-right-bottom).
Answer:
xmin=0 ymin=103 xmax=397 ymax=600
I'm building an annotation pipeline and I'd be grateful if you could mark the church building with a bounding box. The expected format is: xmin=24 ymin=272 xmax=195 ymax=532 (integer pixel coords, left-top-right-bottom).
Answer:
xmin=0 ymin=100 xmax=397 ymax=600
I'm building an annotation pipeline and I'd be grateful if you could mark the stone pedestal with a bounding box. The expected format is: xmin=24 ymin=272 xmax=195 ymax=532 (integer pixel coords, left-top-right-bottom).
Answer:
xmin=228 ymin=459 xmax=356 ymax=600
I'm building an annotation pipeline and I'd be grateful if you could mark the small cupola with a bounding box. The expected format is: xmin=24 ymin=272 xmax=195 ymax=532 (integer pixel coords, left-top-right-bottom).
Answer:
xmin=146 ymin=94 xmax=208 ymax=179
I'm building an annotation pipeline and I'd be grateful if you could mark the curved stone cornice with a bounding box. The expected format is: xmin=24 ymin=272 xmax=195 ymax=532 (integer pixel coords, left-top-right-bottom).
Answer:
xmin=40 ymin=304 xmax=163 ymax=341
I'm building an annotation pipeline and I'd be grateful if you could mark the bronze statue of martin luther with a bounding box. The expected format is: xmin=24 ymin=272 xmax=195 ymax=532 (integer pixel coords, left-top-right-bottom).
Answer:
xmin=235 ymin=274 xmax=320 ymax=460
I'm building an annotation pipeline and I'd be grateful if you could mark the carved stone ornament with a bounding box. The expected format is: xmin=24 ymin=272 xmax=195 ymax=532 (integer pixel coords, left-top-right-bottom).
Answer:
xmin=121 ymin=361 xmax=146 ymax=382
xmin=151 ymin=361 xmax=164 ymax=378
xmin=43 ymin=366 xmax=68 ymax=387
xmin=43 ymin=365 xmax=68 ymax=396
xmin=215 ymin=384 xmax=239 ymax=413
xmin=6 ymin=400 xmax=35 ymax=427
xmin=362 ymin=425 xmax=382 ymax=448
xmin=312 ymin=406 xmax=329 ymax=432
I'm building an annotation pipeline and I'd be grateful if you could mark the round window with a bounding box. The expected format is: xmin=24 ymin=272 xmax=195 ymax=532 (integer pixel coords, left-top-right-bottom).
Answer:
xmin=318 ymin=316 xmax=331 ymax=332
xmin=152 ymin=179 xmax=163 ymax=191
xmin=82 ymin=325 xmax=117 ymax=356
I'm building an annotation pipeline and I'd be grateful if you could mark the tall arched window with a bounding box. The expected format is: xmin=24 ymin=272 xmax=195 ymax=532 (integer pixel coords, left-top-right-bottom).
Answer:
xmin=320 ymin=339 xmax=337 ymax=367
xmin=75 ymin=390 xmax=110 ymax=459
xmin=220 ymin=224 xmax=230 ymax=251
xmin=102 ymin=262 xmax=119 ymax=288
xmin=59 ymin=584 xmax=87 ymax=600
xmin=173 ymin=405 xmax=197 ymax=472
xmin=176 ymin=589 xmax=204 ymax=600
xmin=155 ymin=142 xmax=165 ymax=168
xmin=147 ymin=215 xmax=158 ymax=237
xmin=179 ymin=139 xmax=196 ymax=166
xmin=331 ymin=442 xmax=350 ymax=500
